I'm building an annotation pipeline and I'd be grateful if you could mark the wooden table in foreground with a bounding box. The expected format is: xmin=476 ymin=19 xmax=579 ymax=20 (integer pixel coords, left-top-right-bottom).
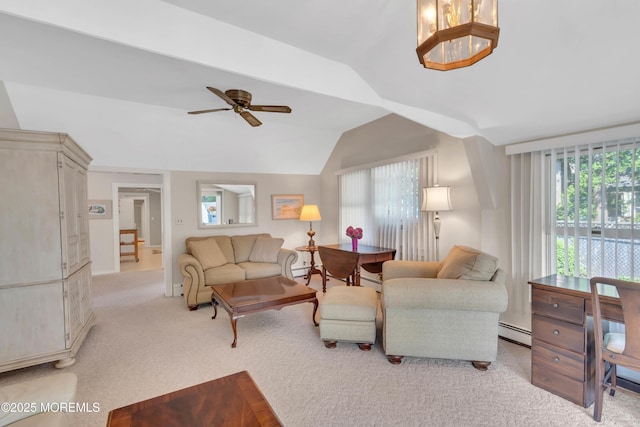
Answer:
xmin=318 ymin=244 xmax=396 ymax=292
xmin=211 ymin=275 xmax=318 ymax=348
xmin=528 ymin=274 xmax=622 ymax=408
xmin=106 ymin=370 xmax=282 ymax=427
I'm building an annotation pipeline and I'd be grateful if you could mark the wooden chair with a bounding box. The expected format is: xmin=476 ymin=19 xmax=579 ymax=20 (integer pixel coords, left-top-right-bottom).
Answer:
xmin=318 ymin=246 xmax=360 ymax=293
xmin=590 ymin=277 xmax=640 ymax=422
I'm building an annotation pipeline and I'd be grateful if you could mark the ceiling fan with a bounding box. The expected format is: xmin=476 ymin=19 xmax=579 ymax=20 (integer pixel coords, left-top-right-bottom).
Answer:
xmin=188 ymin=87 xmax=292 ymax=127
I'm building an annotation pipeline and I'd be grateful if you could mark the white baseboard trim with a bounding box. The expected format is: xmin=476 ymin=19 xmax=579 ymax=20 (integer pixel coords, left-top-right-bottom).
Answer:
xmin=92 ymin=269 xmax=118 ymax=276
xmin=499 ymin=322 xmax=531 ymax=347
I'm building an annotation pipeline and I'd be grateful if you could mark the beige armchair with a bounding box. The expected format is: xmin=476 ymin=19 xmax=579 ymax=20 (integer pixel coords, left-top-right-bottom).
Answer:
xmin=381 ymin=246 xmax=508 ymax=370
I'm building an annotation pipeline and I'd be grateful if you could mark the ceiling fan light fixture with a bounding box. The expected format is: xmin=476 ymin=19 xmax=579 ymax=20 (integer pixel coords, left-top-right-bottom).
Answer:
xmin=188 ymin=87 xmax=291 ymax=127
xmin=417 ymin=0 xmax=499 ymax=71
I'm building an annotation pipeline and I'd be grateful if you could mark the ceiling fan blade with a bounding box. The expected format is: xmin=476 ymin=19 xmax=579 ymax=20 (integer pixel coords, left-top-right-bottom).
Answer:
xmin=206 ymin=87 xmax=237 ymax=107
xmin=239 ymin=111 xmax=262 ymax=127
xmin=248 ymin=105 xmax=292 ymax=113
xmin=187 ymin=108 xmax=232 ymax=115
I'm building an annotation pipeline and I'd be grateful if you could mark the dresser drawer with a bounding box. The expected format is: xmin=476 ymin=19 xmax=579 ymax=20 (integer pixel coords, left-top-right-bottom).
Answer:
xmin=531 ymin=339 xmax=585 ymax=381
xmin=532 ymin=360 xmax=587 ymax=407
xmin=532 ymin=288 xmax=584 ymax=324
xmin=532 ymin=314 xmax=584 ymax=353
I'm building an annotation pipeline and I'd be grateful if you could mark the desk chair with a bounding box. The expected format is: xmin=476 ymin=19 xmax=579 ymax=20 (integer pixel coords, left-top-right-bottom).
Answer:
xmin=590 ymin=277 xmax=640 ymax=422
xmin=318 ymin=246 xmax=359 ymax=293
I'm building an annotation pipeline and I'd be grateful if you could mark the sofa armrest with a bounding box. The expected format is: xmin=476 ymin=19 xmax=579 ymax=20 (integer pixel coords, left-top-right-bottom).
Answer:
xmin=277 ymin=248 xmax=298 ymax=280
xmin=382 ymin=260 xmax=442 ymax=280
xmin=382 ymin=277 xmax=508 ymax=313
xmin=178 ymin=253 xmax=205 ymax=307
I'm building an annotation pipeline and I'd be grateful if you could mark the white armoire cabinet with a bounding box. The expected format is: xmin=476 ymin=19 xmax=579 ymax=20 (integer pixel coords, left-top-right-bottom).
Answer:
xmin=0 ymin=129 xmax=95 ymax=372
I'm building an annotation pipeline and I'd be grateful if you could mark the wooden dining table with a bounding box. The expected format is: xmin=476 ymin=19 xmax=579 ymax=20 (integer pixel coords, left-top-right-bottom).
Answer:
xmin=317 ymin=244 xmax=396 ymax=292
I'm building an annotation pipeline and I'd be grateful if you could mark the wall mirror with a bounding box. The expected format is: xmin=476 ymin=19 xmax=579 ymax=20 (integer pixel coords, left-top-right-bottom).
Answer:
xmin=197 ymin=181 xmax=257 ymax=228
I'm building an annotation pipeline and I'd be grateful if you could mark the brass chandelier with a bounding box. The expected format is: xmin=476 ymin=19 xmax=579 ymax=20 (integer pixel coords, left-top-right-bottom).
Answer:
xmin=417 ymin=0 xmax=499 ymax=71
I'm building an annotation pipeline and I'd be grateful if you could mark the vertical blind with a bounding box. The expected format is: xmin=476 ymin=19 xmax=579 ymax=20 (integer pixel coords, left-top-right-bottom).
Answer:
xmin=338 ymin=154 xmax=435 ymax=261
xmin=511 ymin=136 xmax=640 ymax=281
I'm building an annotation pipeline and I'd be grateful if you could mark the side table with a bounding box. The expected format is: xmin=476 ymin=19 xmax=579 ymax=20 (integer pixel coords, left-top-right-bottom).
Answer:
xmin=296 ymin=246 xmax=323 ymax=286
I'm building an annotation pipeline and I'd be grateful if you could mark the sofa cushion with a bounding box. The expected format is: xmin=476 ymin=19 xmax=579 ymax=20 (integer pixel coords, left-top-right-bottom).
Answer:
xmin=238 ymin=262 xmax=282 ymax=280
xmin=212 ymin=235 xmax=235 ymax=264
xmin=249 ymin=236 xmax=284 ymax=263
xmin=232 ymin=234 xmax=270 ymax=263
xmin=188 ymin=238 xmax=227 ymax=270
xmin=204 ymin=264 xmax=246 ymax=285
xmin=437 ymin=245 xmax=498 ymax=281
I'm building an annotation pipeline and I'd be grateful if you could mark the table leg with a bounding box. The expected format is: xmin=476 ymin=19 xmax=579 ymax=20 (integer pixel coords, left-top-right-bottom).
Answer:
xmin=304 ymin=250 xmax=324 ymax=286
xmin=211 ymin=297 xmax=218 ymax=319
xmin=311 ymin=298 xmax=319 ymax=326
xmin=230 ymin=315 xmax=239 ymax=348
xmin=322 ymin=266 xmax=328 ymax=293
xmin=354 ymin=265 xmax=362 ymax=287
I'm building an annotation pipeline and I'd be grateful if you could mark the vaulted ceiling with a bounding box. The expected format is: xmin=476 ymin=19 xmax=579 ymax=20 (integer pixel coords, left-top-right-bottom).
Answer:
xmin=1 ymin=1 xmax=639 ymax=174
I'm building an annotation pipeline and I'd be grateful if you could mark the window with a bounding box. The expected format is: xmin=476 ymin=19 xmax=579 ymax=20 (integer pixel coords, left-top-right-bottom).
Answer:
xmin=551 ymin=138 xmax=640 ymax=280
xmin=338 ymin=153 xmax=434 ymax=260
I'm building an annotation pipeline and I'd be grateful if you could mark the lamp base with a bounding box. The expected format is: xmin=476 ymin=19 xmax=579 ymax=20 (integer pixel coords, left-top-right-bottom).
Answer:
xmin=307 ymin=227 xmax=316 ymax=248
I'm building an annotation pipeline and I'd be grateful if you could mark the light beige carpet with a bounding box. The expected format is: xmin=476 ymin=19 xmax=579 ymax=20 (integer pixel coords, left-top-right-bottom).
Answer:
xmin=1 ymin=270 xmax=638 ymax=426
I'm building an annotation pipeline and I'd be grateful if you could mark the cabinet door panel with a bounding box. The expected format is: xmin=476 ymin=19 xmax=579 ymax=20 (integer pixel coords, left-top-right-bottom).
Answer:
xmin=0 ymin=149 xmax=62 ymax=285
xmin=0 ymin=282 xmax=65 ymax=361
xmin=65 ymin=263 xmax=93 ymax=347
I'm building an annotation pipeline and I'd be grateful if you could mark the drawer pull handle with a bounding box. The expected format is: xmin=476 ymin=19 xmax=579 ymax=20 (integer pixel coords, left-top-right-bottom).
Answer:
xmin=552 ymin=303 xmax=559 ymax=308
xmin=553 ymin=329 xmax=560 ymax=335
xmin=553 ymin=356 xmax=560 ymax=363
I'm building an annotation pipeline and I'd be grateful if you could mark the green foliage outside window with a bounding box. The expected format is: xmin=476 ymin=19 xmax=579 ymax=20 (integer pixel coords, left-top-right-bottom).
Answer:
xmin=555 ymin=149 xmax=640 ymax=223
xmin=556 ymin=239 xmax=586 ymax=277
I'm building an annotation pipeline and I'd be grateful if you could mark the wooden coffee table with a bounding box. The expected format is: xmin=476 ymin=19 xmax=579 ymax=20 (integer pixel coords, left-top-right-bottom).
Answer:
xmin=211 ymin=276 xmax=318 ymax=348
xmin=106 ymin=370 xmax=281 ymax=427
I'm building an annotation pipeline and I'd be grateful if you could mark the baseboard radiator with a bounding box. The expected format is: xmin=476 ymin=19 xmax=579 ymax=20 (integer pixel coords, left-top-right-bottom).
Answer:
xmin=498 ymin=322 xmax=531 ymax=347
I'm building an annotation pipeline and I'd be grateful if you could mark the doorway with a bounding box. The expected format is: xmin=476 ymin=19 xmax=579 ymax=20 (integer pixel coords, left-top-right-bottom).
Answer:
xmin=116 ymin=186 xmax=163 ymax=273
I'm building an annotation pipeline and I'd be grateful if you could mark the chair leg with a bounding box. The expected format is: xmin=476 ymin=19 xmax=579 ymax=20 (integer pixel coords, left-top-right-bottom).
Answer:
xmin=593 ymin=360 xmax=605 ymax=422
xmin=610 ymin=364 xmax=617 ymax=396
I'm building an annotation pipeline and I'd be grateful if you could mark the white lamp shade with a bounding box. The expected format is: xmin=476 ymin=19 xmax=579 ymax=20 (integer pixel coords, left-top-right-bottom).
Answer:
xmin=299 ymin=205 xmax=322 ymax=221
xmin=422 ymin=187 xmax=452 ymax=212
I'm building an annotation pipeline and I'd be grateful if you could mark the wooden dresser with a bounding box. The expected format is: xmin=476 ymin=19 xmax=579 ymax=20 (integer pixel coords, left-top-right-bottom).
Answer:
xmin=529 ymin=275 xmax=622 ymax=407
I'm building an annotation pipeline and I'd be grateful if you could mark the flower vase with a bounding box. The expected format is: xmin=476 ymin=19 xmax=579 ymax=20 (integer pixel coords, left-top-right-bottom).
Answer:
xmin=351 ymin=238 xmax=358 ymax=252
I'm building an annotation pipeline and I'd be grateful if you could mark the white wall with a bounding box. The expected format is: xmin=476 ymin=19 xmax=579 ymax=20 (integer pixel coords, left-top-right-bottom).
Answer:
xmin=119 ymin=198 xmax=135 ymax=229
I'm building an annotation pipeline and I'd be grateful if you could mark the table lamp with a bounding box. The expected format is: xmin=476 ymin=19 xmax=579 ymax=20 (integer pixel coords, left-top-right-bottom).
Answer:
xmin=299 ymin=205 xmax=322 ymax=247
xmin=422 ymin=186 xmax=452 ymax=260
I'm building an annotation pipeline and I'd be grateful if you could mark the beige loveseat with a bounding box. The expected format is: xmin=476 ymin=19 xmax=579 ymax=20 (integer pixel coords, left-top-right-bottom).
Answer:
xmin=178 ymin=233 xmax=298 ymax=310
xmin=381 ymin=245 xmax=508 ymax=370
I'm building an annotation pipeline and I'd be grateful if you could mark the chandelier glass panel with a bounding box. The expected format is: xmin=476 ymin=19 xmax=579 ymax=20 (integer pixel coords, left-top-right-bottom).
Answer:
xmin=417 ymin=0 xmax=499 ymax=71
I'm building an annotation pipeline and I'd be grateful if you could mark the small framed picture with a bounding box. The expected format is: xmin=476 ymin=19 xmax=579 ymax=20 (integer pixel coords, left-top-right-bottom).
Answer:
xmin=271 ymin=194 xmax=304 ymax=220
xmin=88 ymin=200 xmax=113 ymax=220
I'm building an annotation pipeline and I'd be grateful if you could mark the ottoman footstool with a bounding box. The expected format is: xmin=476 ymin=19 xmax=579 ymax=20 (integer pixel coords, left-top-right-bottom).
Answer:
xmin=320 ymin=286 xmax=378 ymax=350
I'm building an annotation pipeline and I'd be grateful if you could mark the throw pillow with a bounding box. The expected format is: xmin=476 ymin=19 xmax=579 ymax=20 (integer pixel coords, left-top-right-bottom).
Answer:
xmin=437 ymin=245 xmax=498 ymax=281
xmin=189 ymin=238 xmax=227 ymax=270
xmin=249 ymin=236 xmax=284 ymax=263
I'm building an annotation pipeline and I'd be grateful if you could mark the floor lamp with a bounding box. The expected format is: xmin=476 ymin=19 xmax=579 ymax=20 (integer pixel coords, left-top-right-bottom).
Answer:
xmin=422 ymin=186 xmax=452 ymax=261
